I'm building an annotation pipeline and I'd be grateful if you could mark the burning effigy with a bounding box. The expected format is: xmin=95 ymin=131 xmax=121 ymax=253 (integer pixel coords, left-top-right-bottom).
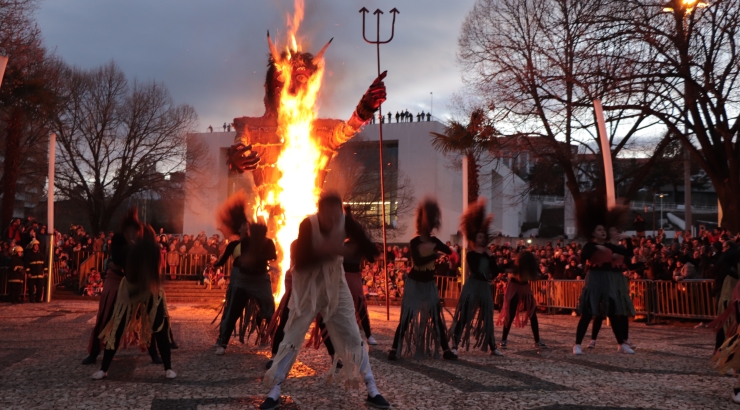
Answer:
xmin=226 ymin=1 xmax=386 ymax=301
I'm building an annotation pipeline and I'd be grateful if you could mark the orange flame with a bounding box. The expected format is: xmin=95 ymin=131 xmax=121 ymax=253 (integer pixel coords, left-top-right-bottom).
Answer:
xmin=262 ymin=0 xmax=325 ymax=303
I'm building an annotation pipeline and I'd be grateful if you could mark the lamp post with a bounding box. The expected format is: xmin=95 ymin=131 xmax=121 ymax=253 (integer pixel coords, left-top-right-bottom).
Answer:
xmin=662 ymin=0 xmax=709 ymax=235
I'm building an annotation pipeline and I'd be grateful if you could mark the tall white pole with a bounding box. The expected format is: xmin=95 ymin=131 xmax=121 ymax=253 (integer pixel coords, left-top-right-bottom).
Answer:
xmin=461 ymin=156 xmax=468 ymax=286
xmin=593 ymin=100 xmax=615 ymax=209
xmin=46 ymin=133 xmax=56 ymax=302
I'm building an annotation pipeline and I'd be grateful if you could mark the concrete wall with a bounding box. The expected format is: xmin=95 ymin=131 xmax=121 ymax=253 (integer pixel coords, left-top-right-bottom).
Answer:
xmin=354 ymin=121 xmax=463 ymax=243
xmin=183 ymin=131 xmax=236 ymax=236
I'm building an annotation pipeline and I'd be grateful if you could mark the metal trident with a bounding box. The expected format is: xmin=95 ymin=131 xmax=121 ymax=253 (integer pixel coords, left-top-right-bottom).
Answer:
xmin=360 ymin=7 xmax=399 ymax=321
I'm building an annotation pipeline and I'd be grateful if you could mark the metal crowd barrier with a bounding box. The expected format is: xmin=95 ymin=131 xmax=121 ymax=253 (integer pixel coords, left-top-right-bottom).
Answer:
xmin=435 ymin=275 xmax=461 ymax=304
xmin=441 ymin=278 xmax=719 ymax=321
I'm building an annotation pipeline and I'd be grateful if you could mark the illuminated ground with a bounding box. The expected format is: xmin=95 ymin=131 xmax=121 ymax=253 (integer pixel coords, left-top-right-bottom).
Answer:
xmin=0 ymin=299 xmax=733 ymax=409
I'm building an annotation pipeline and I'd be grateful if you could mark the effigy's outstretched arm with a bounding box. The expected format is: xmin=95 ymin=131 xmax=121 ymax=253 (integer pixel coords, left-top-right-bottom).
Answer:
xmin=329 ymin=71 xmax=387 ymax=149
xmin=227 ymin=119 xmax=261 ymax=173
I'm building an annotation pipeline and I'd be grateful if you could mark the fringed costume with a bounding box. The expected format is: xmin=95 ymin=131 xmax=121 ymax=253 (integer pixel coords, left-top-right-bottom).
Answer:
xmin=266 ymin=268 xmax=336 ymax=367
xmin=498 ymin=252 xmax=544 ymax=348
xmin=92 ymin=220 xmax=175 ymax=379
xmin=573 ymin=194 xmax=633 ymax=354
xmin=83 ymin=209 xmax=143 ymax=365
xmin=389 ymin=199 xmax=456 ymax=360
xmin=710 ymin=241 xmax=740 ymax=352
xmin=707 ymin=243 xmax=740 ymax=404
xmin=214 ymin=192 xmax=277 ymax=351
xmin=261 ymin=194 xmax=387 ymax=410
xmin=449 ymin=199 xmax=499 ymax=354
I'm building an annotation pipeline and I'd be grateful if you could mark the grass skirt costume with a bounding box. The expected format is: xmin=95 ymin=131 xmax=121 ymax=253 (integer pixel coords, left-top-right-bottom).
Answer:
xmin=577 ymin=269 xmax=635 ymax=317
xmin=394 ymin=276 xmax=447 ymax=359
xmin=218 ymin=265 xmax=275 ymax=347
xmin=99 ymin=278 xmax=171 ymax=351
xmin=450 ymin=276 xmax=496 ymax=352
xmin=87 ymin=269 xmax=124 ymax=355
xmin=710 ymin=278 xmax=740 ymax=373
xmin=497 ymin=279 xmax=536 ymax=328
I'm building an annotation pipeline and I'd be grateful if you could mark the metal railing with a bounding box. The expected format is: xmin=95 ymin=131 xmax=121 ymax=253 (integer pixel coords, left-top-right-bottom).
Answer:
xmin=435 ymin=275 xmax=461 ymax=301
xmin=503 ymin=278 xmax=717 ymax=321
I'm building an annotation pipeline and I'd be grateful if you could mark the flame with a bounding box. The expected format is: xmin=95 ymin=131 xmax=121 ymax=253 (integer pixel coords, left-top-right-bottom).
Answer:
xmin=262 ymin=0 xmax=325 ymax=303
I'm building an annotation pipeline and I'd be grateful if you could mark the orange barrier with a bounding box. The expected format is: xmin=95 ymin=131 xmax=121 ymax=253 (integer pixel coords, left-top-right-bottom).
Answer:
xmin=436 ymin=277 xmax=718 ymax=321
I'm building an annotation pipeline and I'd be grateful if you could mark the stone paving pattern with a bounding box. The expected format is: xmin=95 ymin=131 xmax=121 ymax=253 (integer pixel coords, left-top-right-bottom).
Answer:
xmin=0 ymin=300 xmax=735 ymax=409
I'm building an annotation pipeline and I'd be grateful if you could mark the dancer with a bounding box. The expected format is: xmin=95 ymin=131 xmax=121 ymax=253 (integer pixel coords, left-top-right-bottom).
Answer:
xmin=708 ymin=240 xmax=740 ymax=403
xmin=91 ymin=219 xmax=175 ymax=380
xmin=586 ymin=226 xmax=636 ymax=350
xmin=265 ymin=241 xmax=338 ymax=370
xmin=343 ymin=205 xmax=377 ymax=345
xmin=498 ymin=251 xmax=546 ymax=349
xmin=260 ymin=192 xmax=390 ymax=410
xmin=711 ymin=239 xmax=740 ymax=352
xmin=449 ymin=198 xmax=502 ymax=356
xmin=214 ymin=192 xmax=277 ymax=354
xmin=388 ymin=198 xmax=457 ymax=361
xmin=573 ymin=194 xmax=633 ymax=355
xmin=82 ymin=210 xmax=144 ymax=365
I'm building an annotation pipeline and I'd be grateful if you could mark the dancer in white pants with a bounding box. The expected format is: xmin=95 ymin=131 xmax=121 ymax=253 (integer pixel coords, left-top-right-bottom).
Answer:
xmin=259 ymin=192 xmax=390 ymax=410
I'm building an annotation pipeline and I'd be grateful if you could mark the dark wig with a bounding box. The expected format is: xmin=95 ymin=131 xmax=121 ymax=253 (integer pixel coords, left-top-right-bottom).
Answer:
xmin=216 ymin=191 xmax=248 ymax=239
xmin=460 ymin=198 xmax=492 ymax=244
xmin=415 ymin=198 xmax=441 ymax=235
xmin=575 ymin=192 xmax=608 ymax=238
xmin=126 ymin=224 xmax=161 ymax=296
xmin=120 ymin=206 xmax=143 ymax=236
xmin=318 ymin=191 xmax=343 ymax=211
xmin=515 ymin=251 xmax=540 ymax=281
xmin=576 ymin=191 xmax=629 ymax=238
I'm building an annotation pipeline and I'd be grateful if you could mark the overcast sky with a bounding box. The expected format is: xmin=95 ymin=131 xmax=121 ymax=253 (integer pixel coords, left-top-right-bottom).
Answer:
xmin=36 ymin=0 xmax=477 ymax=131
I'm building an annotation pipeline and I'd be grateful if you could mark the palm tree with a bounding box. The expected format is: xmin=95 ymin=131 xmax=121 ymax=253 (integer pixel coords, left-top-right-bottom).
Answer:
xmin=430 ymin=108 xmax=499 ymax=204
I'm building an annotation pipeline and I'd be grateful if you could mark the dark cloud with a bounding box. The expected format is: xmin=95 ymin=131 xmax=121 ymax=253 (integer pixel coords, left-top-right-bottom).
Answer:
xmin=37 ymin=0 xmax=475 ymax=130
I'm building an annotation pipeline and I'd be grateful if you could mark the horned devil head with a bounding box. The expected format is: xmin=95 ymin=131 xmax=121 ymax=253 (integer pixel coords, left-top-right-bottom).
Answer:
xmin=263 ymin=31 xmax=332 ymax=116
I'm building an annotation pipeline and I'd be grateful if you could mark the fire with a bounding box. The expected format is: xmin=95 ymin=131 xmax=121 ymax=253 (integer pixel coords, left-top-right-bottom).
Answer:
xmin=262 ymin=0 xmax=325 ymax=302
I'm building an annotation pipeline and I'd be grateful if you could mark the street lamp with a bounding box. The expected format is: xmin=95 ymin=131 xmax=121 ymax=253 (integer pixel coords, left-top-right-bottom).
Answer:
xmin=663 ymin=0 xmax=708 ymax=13
xmin=654 ymin=193 xmax=668 ymax=230
xmin=662 ymin=0 xmax=709 ymax=236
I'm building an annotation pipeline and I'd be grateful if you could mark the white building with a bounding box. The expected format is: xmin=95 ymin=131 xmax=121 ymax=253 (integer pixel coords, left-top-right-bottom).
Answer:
xmin=183 ymin=121 xmax=532 ymax=241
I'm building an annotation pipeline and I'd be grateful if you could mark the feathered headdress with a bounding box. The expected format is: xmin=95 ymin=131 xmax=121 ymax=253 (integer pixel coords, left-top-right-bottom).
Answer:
xmin=415 ymin=197 xmax=441 ymax=235
xmin=460 ymin=197 xmax=492 ymax=244
xmin=216 ymin=191 xmax=249 ymax=238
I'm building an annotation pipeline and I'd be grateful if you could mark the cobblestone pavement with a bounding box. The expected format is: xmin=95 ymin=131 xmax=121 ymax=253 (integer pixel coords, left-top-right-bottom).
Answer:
xmin=0 ymin=300 xmax=735 ymax=409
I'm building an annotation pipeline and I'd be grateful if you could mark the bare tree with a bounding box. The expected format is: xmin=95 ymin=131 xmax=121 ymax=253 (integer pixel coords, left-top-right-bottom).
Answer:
xmin=608 ymin=0 xmax=740 ymax=230
xmin=0 ymin=0 xmax=60 ymax=230
xmin=458 ymin=0 xmax=668 ymax=212
xmin=51 ymin=62 xmax=199 ymax=233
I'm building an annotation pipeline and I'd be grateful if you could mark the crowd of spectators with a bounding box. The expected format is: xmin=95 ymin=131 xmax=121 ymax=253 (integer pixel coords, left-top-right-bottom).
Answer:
xmin=3 ymin=216 xmax=737 ymax=300
xmin=358 ymin=224 xmax=740 ymax=303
